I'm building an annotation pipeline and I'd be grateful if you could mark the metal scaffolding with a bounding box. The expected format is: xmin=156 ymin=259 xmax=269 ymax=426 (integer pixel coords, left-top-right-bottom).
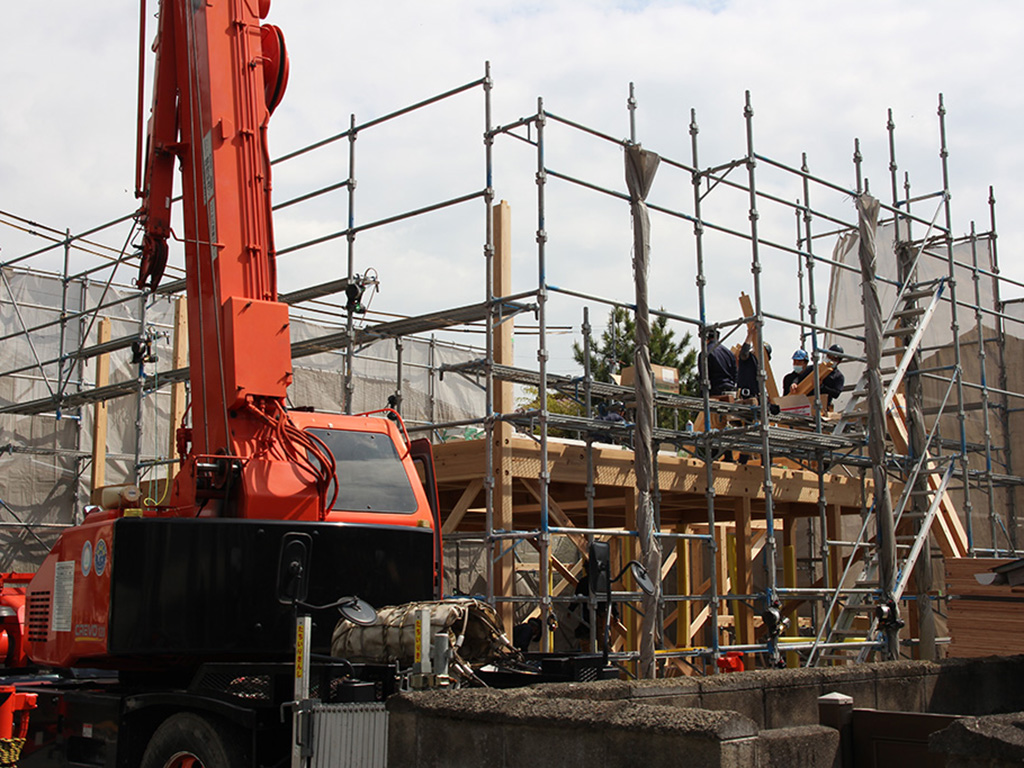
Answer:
xmin=3 ymin=66 xmax=1024 ymax=675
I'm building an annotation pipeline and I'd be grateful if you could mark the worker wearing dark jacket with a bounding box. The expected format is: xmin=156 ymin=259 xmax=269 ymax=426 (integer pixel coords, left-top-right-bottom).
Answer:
xmin=703 ymin=328 xmax=737 ymax=396
xmin=782 ymin=348 xmax=812 ymax=394
xmin=737 ymin=325 xmax=771 ymax=400
xmin=819 ymin=344 xmax=846 ymax=408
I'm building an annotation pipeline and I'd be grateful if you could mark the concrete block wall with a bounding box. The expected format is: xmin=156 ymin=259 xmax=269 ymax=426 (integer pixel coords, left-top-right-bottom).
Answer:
xmin=387 ymin=656 xmax=1024 ymax=767
xmin=388 ymin=689 xmax=840 ymax=768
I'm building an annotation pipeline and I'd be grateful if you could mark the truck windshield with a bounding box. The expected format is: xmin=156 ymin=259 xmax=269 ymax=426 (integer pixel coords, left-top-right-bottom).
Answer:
xmin=307 ymin=428 xmax=418 ymax=514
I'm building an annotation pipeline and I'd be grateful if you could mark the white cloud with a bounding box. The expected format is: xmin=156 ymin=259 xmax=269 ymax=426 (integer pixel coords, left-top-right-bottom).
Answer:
xmin=3 ymin=0 xmax=1023 ymax=375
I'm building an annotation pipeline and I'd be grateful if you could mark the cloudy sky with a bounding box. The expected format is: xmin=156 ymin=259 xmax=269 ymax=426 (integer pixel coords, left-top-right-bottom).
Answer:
xmin=2 ymin=0 xmax=1023 ymax=376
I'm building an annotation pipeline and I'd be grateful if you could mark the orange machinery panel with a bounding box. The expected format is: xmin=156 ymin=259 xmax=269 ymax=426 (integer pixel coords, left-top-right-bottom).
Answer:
xmin=222 ymin=296 xmax=292 ymax=408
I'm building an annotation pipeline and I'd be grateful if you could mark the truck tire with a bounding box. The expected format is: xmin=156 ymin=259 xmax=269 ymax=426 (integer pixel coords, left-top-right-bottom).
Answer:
xmin=140 ymin=712 xmax=246 ymax=768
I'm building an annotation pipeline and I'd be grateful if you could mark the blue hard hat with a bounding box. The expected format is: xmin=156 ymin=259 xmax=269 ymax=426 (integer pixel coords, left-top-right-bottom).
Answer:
xmin=792 ymin=349 xmax=809 ymax=362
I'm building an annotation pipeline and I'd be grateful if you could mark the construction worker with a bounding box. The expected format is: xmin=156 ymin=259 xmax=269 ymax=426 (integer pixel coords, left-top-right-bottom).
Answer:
xmin=819 ymin=344 xmax=846 ymax=409
xmin=782 ymin=348 xmax=811 ymax=394
xmin=737 ymin=325 xmax=771 ymax=402
xmin=703 ymin=327 xmax=737 ymax=397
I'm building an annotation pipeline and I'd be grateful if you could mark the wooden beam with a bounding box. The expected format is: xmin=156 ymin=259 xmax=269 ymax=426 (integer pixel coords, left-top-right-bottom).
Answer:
xmin=734 ymin=497 xmax=754 ymax=645
xmin=492 ymin=200 xmax=516 ymax=634
xmin=90 ymin=318 xmax=112 ymax=494
xmin=623 ymin=487 xmax=638 ymax=672
xmin=888 ymin=395 xmax=969 ymax=558
xmin=434 ymin=437 xmax=873 ymax=508
xmin=739 ymin=291 xmax=779 ymax=400
xmin=676 ymin=525 xmax=693 ymax=649
xmin=520 ymin=478 xmax=588 ymax=556
xmin=782 ymin=513 xmax=801 ymax=667
xmin=793 ymin=362 xmax=834 ymax=396
xmin=169 ymin=296 xmax=188 ymax=462
xmin=441 ymin=478 xmax=483 ymax=534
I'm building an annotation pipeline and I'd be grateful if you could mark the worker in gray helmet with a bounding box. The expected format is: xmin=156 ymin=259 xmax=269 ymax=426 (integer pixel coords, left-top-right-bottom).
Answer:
xmin=819 ymin=344 xmax=846 ymax=409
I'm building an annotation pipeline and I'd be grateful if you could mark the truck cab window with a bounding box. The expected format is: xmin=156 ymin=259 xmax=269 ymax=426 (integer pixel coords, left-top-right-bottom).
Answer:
xmin=308 ymin=428 xmax=418 ymax=513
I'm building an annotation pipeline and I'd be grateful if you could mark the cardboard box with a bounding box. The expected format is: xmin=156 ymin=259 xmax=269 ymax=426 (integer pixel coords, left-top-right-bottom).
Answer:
xmin=775 ymin=394 xmax=812 ymax=417
xmin=620 ymin=364 xmax=680 ymax=394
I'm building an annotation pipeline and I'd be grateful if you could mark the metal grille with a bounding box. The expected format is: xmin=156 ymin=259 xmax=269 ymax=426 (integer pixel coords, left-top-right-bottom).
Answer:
xmin=194 ymin=671 xmax=272 ymax=702
xmin=26 ymin=591 xmax=50 ymax=642
xmin=309 ymin=703 xmax=388 ymax=768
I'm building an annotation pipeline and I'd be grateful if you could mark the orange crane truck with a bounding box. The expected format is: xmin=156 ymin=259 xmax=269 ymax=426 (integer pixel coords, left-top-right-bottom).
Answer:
xmin=0 ymin=0 xmax=445 ymax=765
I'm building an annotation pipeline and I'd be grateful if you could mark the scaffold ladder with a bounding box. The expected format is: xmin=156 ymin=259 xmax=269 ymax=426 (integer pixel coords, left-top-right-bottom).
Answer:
xmin=832 ymin=278 xmax=946 ymax=437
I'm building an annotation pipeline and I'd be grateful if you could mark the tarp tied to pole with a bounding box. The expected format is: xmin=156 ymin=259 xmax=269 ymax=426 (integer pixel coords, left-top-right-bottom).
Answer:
xmin=625 ymin=143 xmax=661 ymax=678
xmin=856 ymin=193 xmax=899 ymax=659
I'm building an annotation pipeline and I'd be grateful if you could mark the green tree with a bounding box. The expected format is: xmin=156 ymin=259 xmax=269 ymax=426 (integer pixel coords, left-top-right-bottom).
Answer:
xmin=573 ymin=307 xmax=697 ymax=394
xmin=514 ymin=387 xmax=585 ymax=439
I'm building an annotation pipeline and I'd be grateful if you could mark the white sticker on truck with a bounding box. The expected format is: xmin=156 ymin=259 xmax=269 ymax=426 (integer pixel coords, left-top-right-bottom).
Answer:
xmin=52 ymin=560 xmax=75 ymax=633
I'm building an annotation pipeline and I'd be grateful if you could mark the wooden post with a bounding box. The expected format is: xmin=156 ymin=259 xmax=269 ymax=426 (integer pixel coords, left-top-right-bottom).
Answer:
xmin=624 ymin=487 xmax=639 ymax=670
xmin=826 ymin=504 xmax=844 ymax=626
xmin=715 ymin=524 xmax=730 ymax=649
xmin=492 ymin=200 xmax=516 ymax=633
xmin=739 ymin=291 xmax=779 ymax=400
xmin=90 ymin=318 xmax=112 ymax=495
xmin=735 ymin=498 xmax=754 ymax=646
xmin=692 ymin=525 xmax=707 ymax=647
xmin=677 ymin=525 xmax=693 ymax=650
xmin=169 ymin=297 xmax=188 ymax=462
xmin=826 ymin=505 xmax=843 ymax=589
xmin=782 ymin=514 xmax=800 ymax=667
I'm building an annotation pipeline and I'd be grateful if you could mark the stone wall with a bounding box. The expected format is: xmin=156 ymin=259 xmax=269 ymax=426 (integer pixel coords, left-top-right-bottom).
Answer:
xmin=387 ymin=656 xmax=1024 ymax=768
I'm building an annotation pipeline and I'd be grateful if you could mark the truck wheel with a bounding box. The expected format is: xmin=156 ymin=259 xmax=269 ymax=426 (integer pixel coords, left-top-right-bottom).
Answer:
xmin=141 ymin=712 xmax=245 ymax=768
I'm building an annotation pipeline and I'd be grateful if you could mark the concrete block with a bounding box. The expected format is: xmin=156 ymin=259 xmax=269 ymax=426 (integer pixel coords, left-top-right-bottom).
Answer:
xmin=817 ymin=664 xmax=876 ymax=709
xmin=530 ymin=678 xmax=633 ymax=701
xmin=719 ymin=736 xmax=760 ymax=768
xmin=699 ymin=671 xmax=768 ymax=727
xmin=504 ymin=723 xmax=606 ymax=768
xmin=926 ymin=656 xmax=1024 ymax=715
xmin=757 ymin=725 xmax=840 ymax=768
xmin=761 ymin=668 xmax=826 ymax=728
xmin=604 ymin=728 xmax=724 ymax=768
xmin=873 ymin=659 xmax=928 ymax=712
xmin=627 ymin=677 xmax=702 ymax=708
xmin=930 ymin=712 xmax=1024 ymax=767
xmin=385 ymin=709 xmax=418 ymax=767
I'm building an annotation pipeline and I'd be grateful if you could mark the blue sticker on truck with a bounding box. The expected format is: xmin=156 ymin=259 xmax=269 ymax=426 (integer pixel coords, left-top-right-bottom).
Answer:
xmin=94 ymin=538 xmax=108 ymax=577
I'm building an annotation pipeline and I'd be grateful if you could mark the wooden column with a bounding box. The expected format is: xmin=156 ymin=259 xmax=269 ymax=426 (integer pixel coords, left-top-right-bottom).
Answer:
xmin=624 ymin=487 xmax=639 ymax=668
xmin=826 ymin=504 xmax=844 ymax=627
xmin=715 ymin=524 xmax=730 ymax=649
xmin=734 ymin=498 xmax=754 ymax=646
xmin=782 ymin=513 xmax=800 ymax=667
xmin=691 ymin=525 xmax=707 ymax=647
xmin=492 ymin=200 xmax=515 ymax=632
xmin=676 ymin=524 xmax=693 ymax=650
xmin=90 ymin=318 xmax=112 ymax=495
xmin=169 ymin=297 xmax=188 ymax=462
xmin=826 ymin=505 xmax=844 ymax=591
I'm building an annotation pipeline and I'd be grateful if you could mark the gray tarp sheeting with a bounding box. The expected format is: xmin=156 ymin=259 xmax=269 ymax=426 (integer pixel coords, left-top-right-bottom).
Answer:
xmin=625 ymin=144 xmax=661 ymax=678
xmin=0 ymin=268 xmax=483 ymax=570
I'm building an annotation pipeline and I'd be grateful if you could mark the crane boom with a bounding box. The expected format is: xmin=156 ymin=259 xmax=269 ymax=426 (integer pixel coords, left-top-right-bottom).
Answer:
xmin=136 ymin=0 xmax=333 ymax=517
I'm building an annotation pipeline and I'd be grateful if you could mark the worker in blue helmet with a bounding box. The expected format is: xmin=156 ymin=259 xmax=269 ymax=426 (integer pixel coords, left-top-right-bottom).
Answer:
xmin=782 ymin=348 xmax=812 ymax=394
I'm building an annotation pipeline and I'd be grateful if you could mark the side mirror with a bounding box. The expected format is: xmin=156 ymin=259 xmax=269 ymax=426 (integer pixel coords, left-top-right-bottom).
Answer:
xmin=276 ymin=533 xmax=312 ymax=605
xmin=630 ymin=561 xmax=656 ymax=596
xmin=588 ymin=541 xmax=611 ymax=596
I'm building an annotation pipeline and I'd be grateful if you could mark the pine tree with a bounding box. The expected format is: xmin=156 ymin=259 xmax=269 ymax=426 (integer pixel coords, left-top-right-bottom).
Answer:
xmin=573 ymin=307 xmax=697 ymax=395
